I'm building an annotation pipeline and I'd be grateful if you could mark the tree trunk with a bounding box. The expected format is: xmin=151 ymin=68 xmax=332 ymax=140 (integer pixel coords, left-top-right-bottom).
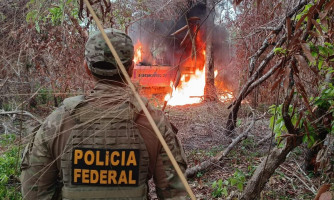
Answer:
xmin=240 ymin=137 xmax=303 ymax=200
xmin=204 ymin=0 xmax=218 ymax=101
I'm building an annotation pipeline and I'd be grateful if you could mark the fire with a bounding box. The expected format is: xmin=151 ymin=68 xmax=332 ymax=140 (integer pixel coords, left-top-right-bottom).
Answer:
xmin=133 ymin=41 xmax=142 ymax=64
xmin=132 ymin=31 xmax=233 ymax=106
xmin=165 ymin=48 xmax=206 ymax=106
xmin=166 ymin=67 xmax=206 ymax=106
xmin=219 ymin=92 xmax=233 ymax=102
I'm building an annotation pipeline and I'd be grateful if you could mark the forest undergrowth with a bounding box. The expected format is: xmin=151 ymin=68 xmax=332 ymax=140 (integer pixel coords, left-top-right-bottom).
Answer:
xmin=153 ymin=102 xmax=332 ymax=199
xmin=0 ymin=99 xmax=333 ymax=199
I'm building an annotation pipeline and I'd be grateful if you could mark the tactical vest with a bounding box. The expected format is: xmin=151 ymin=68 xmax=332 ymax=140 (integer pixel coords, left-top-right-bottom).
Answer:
xmin=60 ymin=98 xmax=149 ymax=200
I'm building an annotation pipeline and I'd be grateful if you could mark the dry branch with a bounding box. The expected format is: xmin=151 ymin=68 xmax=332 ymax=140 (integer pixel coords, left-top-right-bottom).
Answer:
xmin=180 ymin=29 xmax=190 ymax=46
xmin=225 ymin=0 xmax=309 ymax=135
xmin=0 ymin=110 xmax=42 ymax=124
xmin=225 ymin=36 xmax=286 ymax=134
xmin=279 ymin=165 xmax=316 ymax=194
xmin=171 ymin=25 xmax=189 ymax=36
xmin=248 ymin=0 xmax=308 ymax=76
xmin=245 ymin=58 xmax=284 ymax=97
xmin=256 ymin=134 xmax=273 ymax=146
xmin=185 ymin=113 xmax=257 ymax=178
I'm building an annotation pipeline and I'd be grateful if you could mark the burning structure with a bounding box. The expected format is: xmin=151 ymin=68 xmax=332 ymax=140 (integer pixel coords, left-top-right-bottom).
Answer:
xmin=129 ymin=2 xmax=233 ymax=106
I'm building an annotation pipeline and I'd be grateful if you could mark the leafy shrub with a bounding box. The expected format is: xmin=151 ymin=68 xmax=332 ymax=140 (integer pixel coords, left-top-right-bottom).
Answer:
xmin=0 ymin=134 xmax=22 ymax=200
xmin=211 ymin=169 xmax=246 ymax=198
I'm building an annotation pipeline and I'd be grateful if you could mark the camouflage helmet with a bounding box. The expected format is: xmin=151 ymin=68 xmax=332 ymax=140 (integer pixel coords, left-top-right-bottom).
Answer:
xmin=85 ymin=28 xmax=134 ymax=77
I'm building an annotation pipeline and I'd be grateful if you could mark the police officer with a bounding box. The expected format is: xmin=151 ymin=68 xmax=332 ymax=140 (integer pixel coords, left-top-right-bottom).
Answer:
xmin=21 ymin=28 xmax=187 ymax=200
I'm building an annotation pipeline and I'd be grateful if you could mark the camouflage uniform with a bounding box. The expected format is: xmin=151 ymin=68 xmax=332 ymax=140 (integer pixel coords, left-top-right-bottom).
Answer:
xmin=21 ymin=29 xmax=188 ymax=200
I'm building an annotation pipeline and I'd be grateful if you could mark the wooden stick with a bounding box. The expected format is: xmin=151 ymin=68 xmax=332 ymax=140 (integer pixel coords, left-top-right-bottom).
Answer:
xmin=83 ymin=1 xmax=196 ymax=199
xmin=171 ymin=25 xmax=188 ymax=36
xmin=180 ymin=29 xmax=190 ymax=46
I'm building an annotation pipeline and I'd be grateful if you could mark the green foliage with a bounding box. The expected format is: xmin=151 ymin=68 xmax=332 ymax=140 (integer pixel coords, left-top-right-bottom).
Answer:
xmin=229 ymin=169 xmax=246 ymax=192
xmin=269 ymin=80 xmax=334 ymax=148
xmin=274 ymin=47 xmax=287 ymax=55
xmin=211 ymin=169 xmax=246 ymax=198
xmin=309 ymin=43 xmax=334 ymax=71
xmin=241 ymin=137 xmax=255 ymax=148
xmin=0 ymin=134 xmax=22 ymax=200
xmin=1 ymin=103 xmax=14 ymax=112
xmin=196 ymin=171 xmax=203 ymax=178
xmin=211 ymin=179 xmax=228 ymax=198
xmin=37 ymin=87 xmax=53 ymax=105
xmin=26 ymin=0 xmax=79 ymax=31
xmin=48 ymin=5 xmax=64 ymax=26
xmin=269 ymin=104 xmax=297 ymax=147
xmin=295 ymin=3 xmax=313 ymax=21
xmin=269 ymin=103 xmax=318 ymax=148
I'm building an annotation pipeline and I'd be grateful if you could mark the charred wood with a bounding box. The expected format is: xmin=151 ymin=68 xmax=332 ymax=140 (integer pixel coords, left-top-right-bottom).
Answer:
xmin=171 ymin=25 xmax=189 ymax=36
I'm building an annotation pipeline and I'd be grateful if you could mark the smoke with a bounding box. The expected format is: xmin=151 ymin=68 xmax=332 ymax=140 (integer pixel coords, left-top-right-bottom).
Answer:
xmin=128 ymin=1 xmax=235 ymax=90
xmin=128 ymin=19 xmax=176 ymax=65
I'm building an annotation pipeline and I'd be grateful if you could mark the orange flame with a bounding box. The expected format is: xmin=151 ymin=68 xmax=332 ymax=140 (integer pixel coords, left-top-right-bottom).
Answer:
xmin=165 ymin=49 xmax=206 ymax=106
xmin=133 ymin=41 xmax=142 ymax=64
xmin=166 ymin=67 xmax=206 ymax=105
xmin=133 ymin=30 xmax=233 ymax=106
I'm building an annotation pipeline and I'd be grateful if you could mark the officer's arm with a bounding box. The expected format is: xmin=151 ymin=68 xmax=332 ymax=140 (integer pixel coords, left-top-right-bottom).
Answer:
xmin=152 ymin=113 xmax=188 ymax=199
xmin=21 ymin=109 xmax=63 ymax=200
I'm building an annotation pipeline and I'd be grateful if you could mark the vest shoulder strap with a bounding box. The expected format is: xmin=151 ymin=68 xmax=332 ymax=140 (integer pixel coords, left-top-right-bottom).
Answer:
xmin=62 ymin=95 xmax=85 ymax=114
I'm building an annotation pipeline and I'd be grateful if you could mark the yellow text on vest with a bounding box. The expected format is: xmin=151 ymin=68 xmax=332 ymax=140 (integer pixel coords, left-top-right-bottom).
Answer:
xmin=72 ymin=148 xmax=140 ymax=186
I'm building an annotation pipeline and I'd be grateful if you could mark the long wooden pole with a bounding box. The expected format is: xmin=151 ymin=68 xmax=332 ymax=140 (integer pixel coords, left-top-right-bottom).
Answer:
xmin=83 ymin=1 xmax=196 ymax=199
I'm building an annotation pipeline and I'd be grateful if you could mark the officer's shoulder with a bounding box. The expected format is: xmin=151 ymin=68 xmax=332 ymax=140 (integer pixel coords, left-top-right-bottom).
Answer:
xmin=41 ymin=95 xmax=85 ymax=130
xmin=46 ymin=95 xmax=85 ymax=122
xmin=61 ymin=95 xmax=85 ymax=114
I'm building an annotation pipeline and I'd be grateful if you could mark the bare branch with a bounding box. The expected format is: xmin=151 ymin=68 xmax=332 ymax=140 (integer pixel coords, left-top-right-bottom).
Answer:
xmin=0 ymin=110 xmax=42 ymax=124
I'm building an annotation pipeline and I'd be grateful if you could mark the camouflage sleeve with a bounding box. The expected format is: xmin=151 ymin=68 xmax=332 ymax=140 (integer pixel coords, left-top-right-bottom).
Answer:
xmin=148 ymin=106 xmax=188 ymax=199
xmin=21 ymin=107 xmax=65 ymax=200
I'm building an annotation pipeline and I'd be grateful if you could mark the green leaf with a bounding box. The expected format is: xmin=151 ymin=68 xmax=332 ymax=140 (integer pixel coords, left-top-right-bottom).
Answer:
xmin=311 ymin=51 xmax=318 ymax=58
xmin=319 ymin=46 xmax=328 ymax=57
xmin=212 ymin=181 xmax=217 ymax=188
xmin=223 ymin=187 xmax=228 ymax=197
xmin=237 ymin=182 xmax=244 ymax=191
xmin=35 ymin=21 xmax=40 ymax=33
xmin=318 ymin=60 xmax=324 ymax=70
xmin=26 ymin=10 xmax=38 ymax=22
xmin=218 ymin=179 xmax=223 ymax=188
xmin=308 ymin=135 xmax=315 ymax=148
xmin=274 ymin=47 xmax=287 ymax=55
xmin=230 ymin=178 xmax=238 ymax=186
